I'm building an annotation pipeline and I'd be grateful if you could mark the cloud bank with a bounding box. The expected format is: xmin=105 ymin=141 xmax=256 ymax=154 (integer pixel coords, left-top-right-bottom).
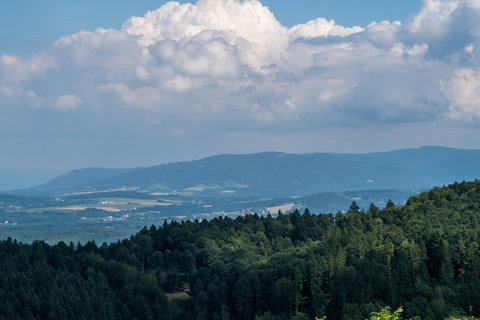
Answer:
xmin=1 ymin=0 xmax=480 ymax=164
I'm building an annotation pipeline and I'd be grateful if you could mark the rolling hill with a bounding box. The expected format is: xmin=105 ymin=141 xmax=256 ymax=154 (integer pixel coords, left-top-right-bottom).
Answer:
xmin=19 ymin=146 xmax=480 ymax=196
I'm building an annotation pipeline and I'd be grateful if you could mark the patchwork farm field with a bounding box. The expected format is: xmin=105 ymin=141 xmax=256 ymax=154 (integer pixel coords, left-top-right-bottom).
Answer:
xmin=0 ymin=189 xmax=415 ymax=243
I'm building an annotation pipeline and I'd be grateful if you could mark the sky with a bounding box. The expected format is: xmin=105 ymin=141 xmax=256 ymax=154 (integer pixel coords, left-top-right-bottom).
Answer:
xmin=1 ymin=1 xmax=421 ymax=56
xmin=1 ymin=0 xmax=480 ymax=183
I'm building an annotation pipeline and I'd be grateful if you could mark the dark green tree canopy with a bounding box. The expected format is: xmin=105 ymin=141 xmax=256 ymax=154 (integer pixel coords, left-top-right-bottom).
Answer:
xmin=1 ymin=180 xmax=480 ymax=320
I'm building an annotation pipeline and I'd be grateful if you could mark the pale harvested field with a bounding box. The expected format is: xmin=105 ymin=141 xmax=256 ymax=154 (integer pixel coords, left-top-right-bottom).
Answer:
xmin=57 ymin=206 xmax=122 ymax=212
xmin=101 ymin=198 xmax=174 ymax=206
xmin=267 ymin=203 xmax=295 ymax=213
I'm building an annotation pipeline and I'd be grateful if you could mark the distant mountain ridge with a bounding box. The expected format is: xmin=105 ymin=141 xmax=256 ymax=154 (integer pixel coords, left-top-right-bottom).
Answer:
xmin=20 ymin=146 xmax=480 ymax=196
xmin=39 ymin=167 xmax=138 ymax=192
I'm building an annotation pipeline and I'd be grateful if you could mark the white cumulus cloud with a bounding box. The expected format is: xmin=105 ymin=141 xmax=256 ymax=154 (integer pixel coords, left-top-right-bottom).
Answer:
xmin=1 ymin=0 xmax=480 ymax=128
xmin=55 ymin=94 xmax=82 ymax=110
xmin=289 ymin=18 xmax=364 ymax=39
xmin=443 ymin=68 xmax=480 ymax=119
xmin=122 ymin=0 xmax=288 ymax=69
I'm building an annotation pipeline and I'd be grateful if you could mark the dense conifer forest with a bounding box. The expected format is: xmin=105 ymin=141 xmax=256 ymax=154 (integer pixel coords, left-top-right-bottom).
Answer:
xmin=2 ymin=180 xmax=480 ymax=320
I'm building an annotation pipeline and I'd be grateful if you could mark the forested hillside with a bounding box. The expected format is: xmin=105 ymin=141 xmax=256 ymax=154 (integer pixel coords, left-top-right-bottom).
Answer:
xmin=2 ymin=180 xmax=480 ymax=320
xmin=22 ymin=146 xmax=480 ymax=196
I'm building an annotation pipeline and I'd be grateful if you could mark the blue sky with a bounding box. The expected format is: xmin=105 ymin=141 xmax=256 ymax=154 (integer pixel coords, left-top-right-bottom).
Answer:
xmin=1 ymin=0 xmax=480 ymax=188
xmin=1 ymin=0 xmax=421 ymax=56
